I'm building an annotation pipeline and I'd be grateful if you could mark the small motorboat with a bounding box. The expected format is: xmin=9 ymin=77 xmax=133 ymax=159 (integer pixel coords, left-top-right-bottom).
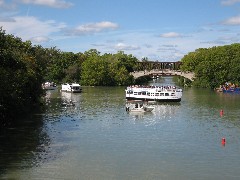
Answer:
xmin=42 ymin=82 xmax=57 ymax=90
xmin=61 ymin=83 xmax=82 ymax=93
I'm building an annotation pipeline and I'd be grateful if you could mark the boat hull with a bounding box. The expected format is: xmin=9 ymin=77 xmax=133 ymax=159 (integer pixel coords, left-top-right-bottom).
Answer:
xmin=44 ymin=87 xmax=57 ymax=90
xmin=126 ymin=97 xmax=181 ymax=102
xmin=223 ymin=88 xmax=240 ymax=93
xmin=61 ymin=90 xmax=82 ymax=93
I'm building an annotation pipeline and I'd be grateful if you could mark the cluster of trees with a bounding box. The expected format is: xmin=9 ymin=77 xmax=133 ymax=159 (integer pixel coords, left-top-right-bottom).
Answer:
xmin=38 ymin=48 xmax=137 ymax=86
xmin=180 ymin=43 xmax=240 ymax=89
xmin=0 ymin=28 xmax=137 ymax=125
xmin=80 ymin=49 xmax=136 ymax=86
xmin=0 ymin=28 xmax=46 ymax=125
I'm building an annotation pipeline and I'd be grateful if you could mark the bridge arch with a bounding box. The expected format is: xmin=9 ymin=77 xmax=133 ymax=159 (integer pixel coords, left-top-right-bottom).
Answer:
xmin=132 ymin=61 xmax=194 ymax=81
xmin=134 ymin=61 xmax=182 ymax=71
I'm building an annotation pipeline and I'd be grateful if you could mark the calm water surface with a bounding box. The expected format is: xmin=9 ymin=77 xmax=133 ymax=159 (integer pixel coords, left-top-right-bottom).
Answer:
xmin=1 ymin=77 xmax=240 ymax=180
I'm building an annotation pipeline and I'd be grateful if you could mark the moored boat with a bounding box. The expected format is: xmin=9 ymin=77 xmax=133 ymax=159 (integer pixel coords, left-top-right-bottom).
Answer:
xmin=125 ymin=85 xmax=182 ymax=102
xmin=223 ymin=87 xmax=240 ymax=93
xmin=216 ymin=83 xmax=240 ymax=93
xmin=42 ymin=82 xmax=57 ymax=90
xmin=61 ymin=83 xmax=82 ymax=93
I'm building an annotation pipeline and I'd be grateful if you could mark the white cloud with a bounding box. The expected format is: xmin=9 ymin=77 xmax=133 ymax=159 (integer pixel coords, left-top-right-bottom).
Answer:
xmin=157 ymin=47 xmax=177 ymax=52
xmin=161 ymin=44 xmax=178 ymax=48
xmin=30 ymin=36 xmax=50 ymax=43
xmin=91 ymin=43 xmax=105 ymax=47
xmin=221 ymin=0 xmax=240 ymax=5
xmin=114 ymin=43 xmax=140 ymax=51
xmin=0 ymin=0 xmax=17 ymax=10
xmin=0 ymin=0 xmax=4 ymax=6
xmin=201 ymin=35 xmax=240 ymax=44
xmin=0 ymin=16 xmax=16 ymax=22
xmin=66 ymin=21 xmax=119 ymax=36
xmin=19 ymin=0 xmax=73 ymax=8
xmin=144 ymin=44 xmax=152 ymax=48
xmin=0 ymin=16 xmax=66 ymax=41
xmin=160 ymin=32 xmax=182 ymax=38
xmin=222 ymin=15 xmax=240 ymax=25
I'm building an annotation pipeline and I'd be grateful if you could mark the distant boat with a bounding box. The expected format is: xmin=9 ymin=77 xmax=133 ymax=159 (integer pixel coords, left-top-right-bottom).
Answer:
xmin=42 ymin=82 xmax=57 ymax=90
xmin=216 ymin=84 xmax=240 ymax=93
xmin=223 ymin=87 xmax=240 ymax=93
xmin=61 ymin=83 xmax=82 ymax=93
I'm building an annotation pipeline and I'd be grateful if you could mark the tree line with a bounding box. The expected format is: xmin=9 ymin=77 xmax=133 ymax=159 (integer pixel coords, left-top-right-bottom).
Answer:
xmin=2 ymin=26 xmax=240 ymax=125
xmin=0 ymin=28 xmax=137 ymax=125
xmin=180 ymin=43 xmax=240 ymax=89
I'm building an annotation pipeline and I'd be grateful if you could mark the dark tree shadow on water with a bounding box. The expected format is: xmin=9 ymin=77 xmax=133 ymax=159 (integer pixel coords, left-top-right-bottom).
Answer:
xmin=0 ymin=113 xmax=51 ymax=177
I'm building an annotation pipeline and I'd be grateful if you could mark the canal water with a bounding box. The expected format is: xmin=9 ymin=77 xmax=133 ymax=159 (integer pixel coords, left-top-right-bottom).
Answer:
xmin=1 ymin=77 xmax=240 ymax=180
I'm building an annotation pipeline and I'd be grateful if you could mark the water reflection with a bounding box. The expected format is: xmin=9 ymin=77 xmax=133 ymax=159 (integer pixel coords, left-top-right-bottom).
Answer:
xmin=2 ymin=83 xmax=240 ymax=179
xmin=183 ymin=88 xmax=240 ymax=128
xmin=61 ymin=91 xmax=81 ymax=104
xmin=126 ymin=100 xmax=181 ymax=125
xmin=0 ymin=89 xmax=80 ymax=178
xmin=0 ymin=115 xmax=51 ymax=177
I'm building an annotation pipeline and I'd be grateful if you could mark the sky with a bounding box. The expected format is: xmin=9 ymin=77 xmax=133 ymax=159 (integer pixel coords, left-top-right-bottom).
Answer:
xmin=1 ymin=0 xmax=240 ymax=62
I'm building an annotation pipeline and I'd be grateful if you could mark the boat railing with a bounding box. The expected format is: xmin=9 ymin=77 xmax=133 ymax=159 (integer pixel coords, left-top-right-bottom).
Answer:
xmin=126 ymin=86 xmax=181 ymax=92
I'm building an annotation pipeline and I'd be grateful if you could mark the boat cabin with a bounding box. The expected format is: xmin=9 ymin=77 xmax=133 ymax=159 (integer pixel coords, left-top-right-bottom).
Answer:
xmin=61 ymin=83 xmax=82 ymax=93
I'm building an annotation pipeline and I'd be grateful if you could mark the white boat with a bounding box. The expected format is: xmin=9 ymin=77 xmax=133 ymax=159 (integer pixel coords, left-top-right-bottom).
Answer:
xmin=61 ymin=83 xmax=82 ymax=93
xmin=125 ymin=85 xmax=182 ymax=102
xmin=42 ymin=82 xmax=57 ymax=90
xmin=126 ymin=103 xmax=155 ymax=112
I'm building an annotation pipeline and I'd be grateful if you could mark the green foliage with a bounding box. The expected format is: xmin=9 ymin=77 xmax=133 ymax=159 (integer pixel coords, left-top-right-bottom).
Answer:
xmin=181 ymin=44 xmax=240 ymax=89
xmin=0 ymin=28 xmax=45 ymax=124
xmin=81 ymin=50 xmax=135 ymax=86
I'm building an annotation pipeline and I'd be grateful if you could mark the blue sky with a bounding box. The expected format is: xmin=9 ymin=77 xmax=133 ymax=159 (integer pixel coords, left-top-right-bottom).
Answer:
xmin=1 ymin=0 xmax=240 ymax=61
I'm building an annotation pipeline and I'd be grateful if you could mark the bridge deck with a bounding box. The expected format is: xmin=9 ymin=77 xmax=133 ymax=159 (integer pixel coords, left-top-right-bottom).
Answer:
xmin=131 ymin=69 xmax=194 ymax=81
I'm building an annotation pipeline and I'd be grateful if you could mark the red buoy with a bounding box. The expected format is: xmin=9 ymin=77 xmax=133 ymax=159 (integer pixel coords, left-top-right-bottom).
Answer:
xmin=222 ymin=138 xmax=226 ymax=146
xmin=220 ymin=109 xmax=224 ymax=116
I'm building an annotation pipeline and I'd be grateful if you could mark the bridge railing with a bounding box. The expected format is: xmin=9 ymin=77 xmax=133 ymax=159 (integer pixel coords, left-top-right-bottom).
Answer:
xmin=131 ymin=69 xmax=194 ymax=81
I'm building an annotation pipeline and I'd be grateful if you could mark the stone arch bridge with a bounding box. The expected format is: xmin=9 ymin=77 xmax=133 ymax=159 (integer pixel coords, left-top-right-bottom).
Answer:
xmin=132 ymin=61 xmax=195 ymax=81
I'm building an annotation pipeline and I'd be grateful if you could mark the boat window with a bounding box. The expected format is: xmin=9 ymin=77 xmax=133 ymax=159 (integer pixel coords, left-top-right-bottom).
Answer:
xmin=142 ymin=91 xmax=146 ymax=95
xmin=147 ymin=93 xmax=150 ymax=96
xmin=127 ymin=90 xmax=133 ymax=94
xmin=165 ymin=93 xmax=169 ymax=96
xmin=160 ymin=93 xmax=164 ymax=96
xmin=171 ymin=93 xmax=175 ymax=96
xmin=155 ymin=93 xmax=159 ymax=96
xmin=134 ymin=92 xmax=138 ymax=95
xmin=138 ymin=92 xmax=141 ymax=95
